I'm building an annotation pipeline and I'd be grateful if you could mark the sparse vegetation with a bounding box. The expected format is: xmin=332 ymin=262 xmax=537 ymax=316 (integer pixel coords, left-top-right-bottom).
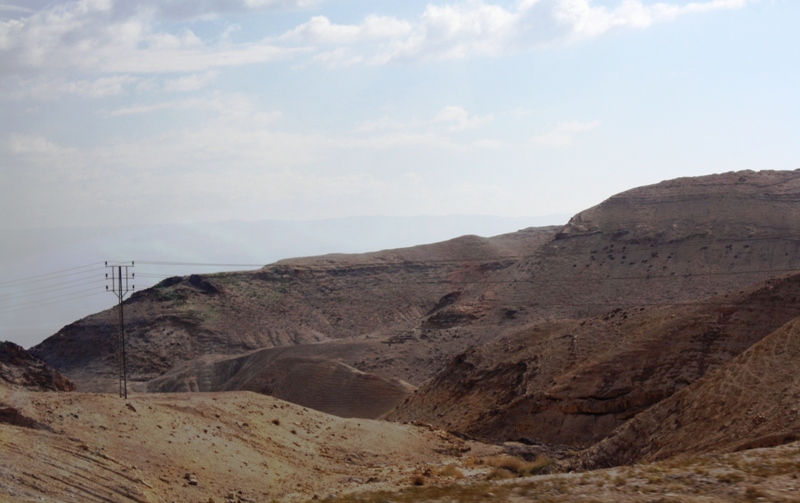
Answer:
xmin=483 ymin=455 xmax=553 ymax=477
xmin=437 ymin=464 xmax=464 ymax=479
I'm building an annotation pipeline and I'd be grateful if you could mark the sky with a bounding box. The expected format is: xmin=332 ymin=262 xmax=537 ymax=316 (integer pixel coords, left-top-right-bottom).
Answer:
xmin=1 ymin=0 xmax=797 ymax=230
xmin=0 ymin=0 xmax=799 ymax=347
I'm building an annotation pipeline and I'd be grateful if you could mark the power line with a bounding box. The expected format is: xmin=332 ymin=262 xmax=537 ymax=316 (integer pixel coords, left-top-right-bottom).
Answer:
xmin=0 ymin=284 xmax=110 ymax=311
xmin=0 ymin=262 xmax=102 ymax=287
xmin=0 ymin=266 xmax=105 ymax=290
xmin=0 ymin=290 xmax=106 ymax=315
xmin=0 ymin=277 xmax=107 ymax=301
xmin=136 ymin=261 xmax=265 ymax=267
xmin=0 ymin=284 xmax=157 ymax=316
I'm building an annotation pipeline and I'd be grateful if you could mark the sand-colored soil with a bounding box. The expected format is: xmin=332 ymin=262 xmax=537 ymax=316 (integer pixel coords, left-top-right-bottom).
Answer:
xmin=0 ymin=382 xmax=500 ymax=502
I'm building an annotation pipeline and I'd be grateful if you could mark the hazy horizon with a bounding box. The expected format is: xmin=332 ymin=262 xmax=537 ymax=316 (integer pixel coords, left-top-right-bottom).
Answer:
xmin=2 ymin=0 xmax=798 ymax=347
xmin=0 ymin=213 xmax=568 ymax=348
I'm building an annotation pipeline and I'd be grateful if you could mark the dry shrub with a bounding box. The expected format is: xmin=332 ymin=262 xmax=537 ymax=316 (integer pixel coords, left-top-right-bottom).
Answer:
xmin=484 ymin=455 xmax=553 ymax=477
xmin=410 ymin=474 xmax=426 ymax=486
xmin=486 ymin=468 xmax=516 ymax=481
xmin=271 ymin=418 xmax=280 ymax=425
xmin=745 ymin=486 xmax=764 ymax=500
xmin=438 ymin=465 xmax=464 ymax=479
xmin=463 ymin=456 xmax=482 ymax=468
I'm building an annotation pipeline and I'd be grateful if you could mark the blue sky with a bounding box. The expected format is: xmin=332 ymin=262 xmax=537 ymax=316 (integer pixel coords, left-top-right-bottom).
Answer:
xmin=2 ymin=0 xmax=797 ymax=230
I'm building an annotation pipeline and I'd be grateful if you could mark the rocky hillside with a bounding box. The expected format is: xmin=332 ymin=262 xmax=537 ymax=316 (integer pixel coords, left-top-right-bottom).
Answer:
xmin=388 ymin=272 xmax=800 ymax=446
xmin=146 ymin=348 xmax=415 ymax=419
xmin=0 ymin=341 xmax=74 ymax=392
xmin=578 ymin=313 xmax=800 ymax=469
xmin=30 ymin=227 xmax=558 ymax=386
xmin=29 ymin=170 xmax=800 ymax=439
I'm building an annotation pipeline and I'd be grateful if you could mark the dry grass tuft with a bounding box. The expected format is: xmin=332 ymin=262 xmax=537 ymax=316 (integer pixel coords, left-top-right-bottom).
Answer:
xmin=438 ymin=465 xmax=464 ymax=479
xmin=486 ymin=468 xmax=516 ymax=481
xmin=483 ymin=455 xmax=553 ymax=477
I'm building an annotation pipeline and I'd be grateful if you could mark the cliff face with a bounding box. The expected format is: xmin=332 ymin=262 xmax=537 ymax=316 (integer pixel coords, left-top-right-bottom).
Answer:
xmin=387 ymin=170 xmax=800 ymax=445
xmin=561 ymin=169 xmax=800 ymax=242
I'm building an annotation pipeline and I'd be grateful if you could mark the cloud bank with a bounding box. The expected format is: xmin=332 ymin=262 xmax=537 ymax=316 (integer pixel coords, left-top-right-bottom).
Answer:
xmin=0 ymin=0 xmax=751 ymax=82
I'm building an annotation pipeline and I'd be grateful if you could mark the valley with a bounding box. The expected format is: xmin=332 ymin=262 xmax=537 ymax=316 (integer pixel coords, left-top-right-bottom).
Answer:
xmin=4 ymin=169 xmax=800 ymax=502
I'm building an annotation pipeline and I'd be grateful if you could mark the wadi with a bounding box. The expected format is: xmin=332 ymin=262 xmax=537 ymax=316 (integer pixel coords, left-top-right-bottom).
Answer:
xmin=4 ymin=169 xmax=800 ymax=502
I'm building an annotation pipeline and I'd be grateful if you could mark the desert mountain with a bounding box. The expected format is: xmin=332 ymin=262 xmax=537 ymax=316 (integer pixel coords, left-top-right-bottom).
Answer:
xmin=11 ymin=169 xmax=800 ymax=502
xmin=388 ymin=272 xmax=800 ymax=446
xmin=29 ymin=170 xmax=800 ymax=442
xmin=578 ymin=312 xmax=800 ymax=469
xmin=30 ymin=226 xmax=558 ymax=390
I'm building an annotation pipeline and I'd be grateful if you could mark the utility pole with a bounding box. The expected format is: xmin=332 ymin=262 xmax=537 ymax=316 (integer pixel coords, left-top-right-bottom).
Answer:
xmin=106 ymin=261 xmax=134 ymax=399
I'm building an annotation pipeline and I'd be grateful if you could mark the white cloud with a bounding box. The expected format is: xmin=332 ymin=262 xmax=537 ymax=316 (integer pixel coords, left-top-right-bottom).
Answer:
xmin=14 ymin=75 xmax=138 ymax=99
xmin=433 ymin=106 xmax=493 ymax=131
xmin=0 ymin=0 xmax=753 ymax=84
xmin=551 ymin=0 xmax=749 ymax=38
xmin=532 ymin=119 xmax=600 ymax=147
xmin=273 ymin=0 xmax=752 ymax=65
xmin=0 ymin=4 xmax=35 ymax=15
xmin=0 ymin=0 xmax=294 ymax=78
xmin=163 ymin=70 xmax=218 ymax=92
xmin=279 ymin=15 xmax=412 ymax=45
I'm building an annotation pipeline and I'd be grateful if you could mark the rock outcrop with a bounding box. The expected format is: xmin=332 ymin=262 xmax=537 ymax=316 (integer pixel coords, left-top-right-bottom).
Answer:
xmin=0 ymin=341 xmax=75 ymax=392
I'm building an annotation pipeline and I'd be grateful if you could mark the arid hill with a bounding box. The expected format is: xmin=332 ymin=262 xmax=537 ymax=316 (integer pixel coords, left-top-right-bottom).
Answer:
xmin=30 ymin=227 xmax=558 ymax=389
xmin=0 ymin=380 xmax=498 ymax=503
xmin=388 ymin=272 xmax=800 ymax=446
xmin=146 ymin=348 xmax=415 ymax=419
xmin=579 ymin=313 xmax=800 ymax=469
xmin=29 ymin=170 xmax=800 ymax=438
xmin=0 ymin=341 xmax=74 ymax=392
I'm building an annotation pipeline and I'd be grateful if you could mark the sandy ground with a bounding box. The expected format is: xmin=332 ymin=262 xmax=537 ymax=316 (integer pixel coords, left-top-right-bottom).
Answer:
xmin=0 ymin=382 xmax=501 ymax=502
xmin=6 ymin=382 xmax=800 ymax=503
xmin=328 ymin=440 xmax=800 ymax=503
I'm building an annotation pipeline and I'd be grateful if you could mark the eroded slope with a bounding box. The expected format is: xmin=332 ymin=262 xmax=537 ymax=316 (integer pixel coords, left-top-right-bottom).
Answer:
xmin=389 ymin=273 xmax=800 ymax=447
xmin=31 ymin=227 xmax=558 ymax=387
xmin=147 ymin=347 xmax=415 ymax=419
xmin=579 ymin=314 xmax=800 ymax=469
